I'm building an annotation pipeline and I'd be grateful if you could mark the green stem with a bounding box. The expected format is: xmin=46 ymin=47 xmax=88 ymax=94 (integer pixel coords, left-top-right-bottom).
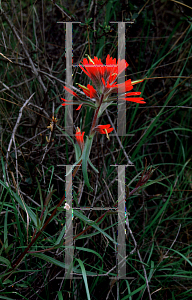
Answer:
xmin=90 ymin=93 xmax=104 ymax=134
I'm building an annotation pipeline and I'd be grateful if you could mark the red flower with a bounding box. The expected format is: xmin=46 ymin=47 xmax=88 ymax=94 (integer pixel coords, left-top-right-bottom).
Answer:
xmin=79 ymin=55 xmax=145 ymax=104
xmin=75 ymin=127 xmax=85 ymax=149
xmin=61 ymin=54 xmax=145 ymax=111
xmin=94 ymin=124 xmax=114 ymax=139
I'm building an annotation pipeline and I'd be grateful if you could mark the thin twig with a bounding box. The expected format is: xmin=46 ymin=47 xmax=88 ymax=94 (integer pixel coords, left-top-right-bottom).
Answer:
xmin=5 ymin=93 xmax=35 ymax=185
xmin=50 ymin=0 xmax=72 ymax=19
xmin=0 ymin=81 xmax=50 ymax=119
xmin=6 ymin=93 xmax=35 ymax=164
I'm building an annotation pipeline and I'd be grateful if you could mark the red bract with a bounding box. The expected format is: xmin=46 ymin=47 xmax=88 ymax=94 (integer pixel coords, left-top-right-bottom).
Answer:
xmin=94 ymin=124 xmax=114 ymax=139
xmin=75 ymin=127 xmax=85 ymax=149
xmin=61 ymin=86 xmax=83 ymax=110
xmin=80 ymin=55 xmax=128 ymax=89
xmin=61 ymin=54 xmax=145 ymax=111
xmin=78 ymin=84 xmax=98 ymax=99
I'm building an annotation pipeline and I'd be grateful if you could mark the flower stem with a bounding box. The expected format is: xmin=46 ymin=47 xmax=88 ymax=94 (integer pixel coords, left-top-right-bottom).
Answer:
xmin=90 ymin=93 xmax=104 ymax=134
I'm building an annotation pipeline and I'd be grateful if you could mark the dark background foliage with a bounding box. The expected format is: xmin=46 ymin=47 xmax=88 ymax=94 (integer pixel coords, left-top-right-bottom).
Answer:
xmin=0 ymin=0 xmax=192 ymax=299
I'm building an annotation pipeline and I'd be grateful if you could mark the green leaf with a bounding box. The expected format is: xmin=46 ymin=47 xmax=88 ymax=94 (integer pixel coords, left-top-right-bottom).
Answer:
xmin=55 ymin=223 xmax=66 ymax=245
xmin=122 ymin=284 xmax=146 ymax=300
xmin=88 ymin=158 xmax=99 ymax=174
xmin=30 ymin=253 xmax=96 ymax=275
xmin=57 ymin=291 xmax=63 ymax=300
xmin=0 ymin=256 xmax=11 ymax=267
xmin=0 ymin=180 xmax=38 ymax=227
xmin=76 ymin=258 xmax=91 ymax=300
xmin=140 ymin=186 xmax=173 ymax=239
xmin=65 ymin=156 xmax=82 ymax=177
xmin=55 ymin=104 xmax=62 ymax=115
xmin=0 ymin=296 xmax=18 ymax=300
xmin=4 ymin=210 xmax=8 ymax=250
xmin=74 ymin=210 xmax=117 ymax=244
xmin=74 ymin=143 xmax=81 ymax=161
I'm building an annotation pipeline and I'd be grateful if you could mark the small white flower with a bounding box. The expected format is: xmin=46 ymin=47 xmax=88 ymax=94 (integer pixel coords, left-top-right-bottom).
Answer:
xmin=64 ymin=203 xmax=70 ymax=211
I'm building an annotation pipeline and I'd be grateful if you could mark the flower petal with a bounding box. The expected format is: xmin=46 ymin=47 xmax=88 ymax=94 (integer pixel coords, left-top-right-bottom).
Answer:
xmin=121 ymin=97 xmax=146 ymax=103
xmin=76 ymin=104 xmax=83 ymax=110
xmin=125 ymin=92 xmax=141 ymax=96
xmin=94 ymin=124 xmax=114 ymax=134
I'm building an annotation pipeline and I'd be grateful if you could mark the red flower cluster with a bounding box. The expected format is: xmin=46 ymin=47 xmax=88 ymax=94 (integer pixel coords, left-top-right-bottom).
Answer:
xmin=61 ymin=54 xmax=145 ymax=111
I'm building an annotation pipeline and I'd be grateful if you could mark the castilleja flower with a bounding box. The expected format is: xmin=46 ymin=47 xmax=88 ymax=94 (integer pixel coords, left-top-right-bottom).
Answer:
xmin=94 ymin=124 xmax=114 ymax=139
xmin=61 ymin=54 xmax=145 ymax=113
xmin=75 ymin=127 xmax=85 ymax=150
